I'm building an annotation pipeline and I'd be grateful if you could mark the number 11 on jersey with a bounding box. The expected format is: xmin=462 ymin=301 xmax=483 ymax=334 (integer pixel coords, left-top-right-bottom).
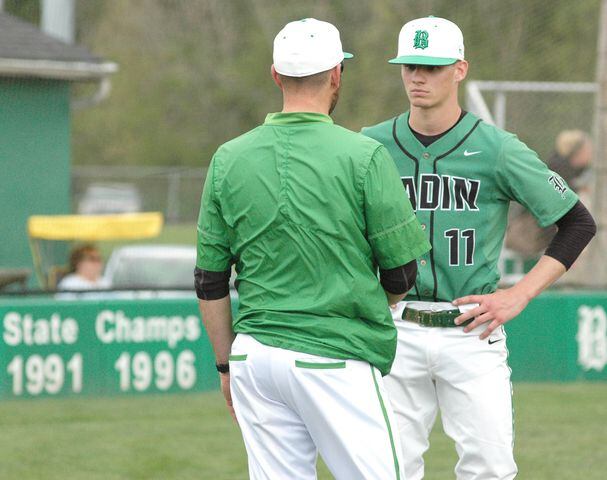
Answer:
xmin=444 ymin=229 xmax=475 ymax=266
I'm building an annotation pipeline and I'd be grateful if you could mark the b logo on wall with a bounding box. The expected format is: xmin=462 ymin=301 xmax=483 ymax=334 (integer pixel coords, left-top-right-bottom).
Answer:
xmin=576 ymin=305 xmax=607 ymax=371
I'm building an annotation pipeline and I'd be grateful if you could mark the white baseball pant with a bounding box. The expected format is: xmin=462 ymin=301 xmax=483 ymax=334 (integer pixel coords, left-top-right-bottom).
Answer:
xmin=229 ymin=333 xmax=406 ymax=480
xmin=385 ymin=302 xmax=517 ymax=480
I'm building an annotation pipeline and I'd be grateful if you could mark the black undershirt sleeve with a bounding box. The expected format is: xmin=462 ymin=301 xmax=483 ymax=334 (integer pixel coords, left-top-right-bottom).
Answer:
xmin=194 ymin=267 xmax=231 ymax=300
xmin=544 ymin=200 xmax=596 ymax=270
xmin=379 ymin=259 xmax=418 ymax=294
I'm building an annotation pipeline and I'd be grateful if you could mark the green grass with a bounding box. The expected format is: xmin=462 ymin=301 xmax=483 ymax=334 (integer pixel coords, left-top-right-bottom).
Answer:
xmin=1 ymin=384 xmax=605 ymax=479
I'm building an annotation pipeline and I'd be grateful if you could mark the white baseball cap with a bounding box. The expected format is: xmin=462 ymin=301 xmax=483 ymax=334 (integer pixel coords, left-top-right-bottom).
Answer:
xmin=273 ymin=18 xmax=353 ymax=77
xmin=389 ymin=16 xmax=464 ymax=66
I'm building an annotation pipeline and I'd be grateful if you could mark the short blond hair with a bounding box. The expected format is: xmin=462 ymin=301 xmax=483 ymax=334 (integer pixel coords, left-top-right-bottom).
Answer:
xmin=555 ymin=130 xmax=591 ymax=158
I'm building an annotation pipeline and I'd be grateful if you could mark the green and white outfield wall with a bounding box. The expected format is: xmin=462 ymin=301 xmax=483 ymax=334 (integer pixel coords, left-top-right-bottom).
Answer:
xmin=0 ymin=291 xmax=606 ymax=400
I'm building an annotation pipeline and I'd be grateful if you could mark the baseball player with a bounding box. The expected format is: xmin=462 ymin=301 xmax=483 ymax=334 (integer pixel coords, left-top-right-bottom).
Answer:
xmin=196 ymin=18 xmax=430 ymax=480
xmin=362 ymin=16 xmax=596 ymax=480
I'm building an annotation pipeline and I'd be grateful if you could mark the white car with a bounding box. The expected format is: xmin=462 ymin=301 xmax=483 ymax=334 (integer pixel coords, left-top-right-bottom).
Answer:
xmin=56 ymin=244 xmax=237 ymax=300
xmin=104 ymin=245 xmax=197 ymax=296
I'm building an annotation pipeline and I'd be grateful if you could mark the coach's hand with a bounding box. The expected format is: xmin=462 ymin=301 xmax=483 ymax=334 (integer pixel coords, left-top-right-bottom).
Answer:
xmin=220 ymin=372 xmax=238 ymax=423
xmin=453 ymin=288 xmax=531 ymax=340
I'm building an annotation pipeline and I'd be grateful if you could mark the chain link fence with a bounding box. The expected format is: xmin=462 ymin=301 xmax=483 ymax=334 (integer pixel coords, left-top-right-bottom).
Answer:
xmin=72 ymin=166 xmax=207 ymax=224
xmin=466 ymin=81 xmax=598 ymax=284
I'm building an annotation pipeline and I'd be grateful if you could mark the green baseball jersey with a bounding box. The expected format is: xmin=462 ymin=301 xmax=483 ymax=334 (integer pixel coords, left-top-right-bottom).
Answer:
xmin=362 ymin=111 xmax=578 ymax=302
xmin=197 ymin=112 xmax=430 ymax=375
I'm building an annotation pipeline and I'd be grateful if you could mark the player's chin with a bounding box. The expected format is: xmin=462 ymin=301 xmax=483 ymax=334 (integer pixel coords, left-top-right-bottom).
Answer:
xmin=408 ymin=96 xmax=434 ymax=108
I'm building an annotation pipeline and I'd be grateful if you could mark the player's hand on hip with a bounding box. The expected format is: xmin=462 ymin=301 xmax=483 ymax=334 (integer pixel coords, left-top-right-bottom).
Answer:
xmin=453 ymin=288 xmax=531 ymax=340
xmin=219 ymin=372 xmax=238 ymax=424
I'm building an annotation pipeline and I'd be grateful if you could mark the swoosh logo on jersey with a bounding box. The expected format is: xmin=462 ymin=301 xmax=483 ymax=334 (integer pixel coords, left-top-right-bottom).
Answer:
xmin=463 ymin=150 xmax=482 ymax=156
xmin=488 ymin=338 xmax=503 ymax=345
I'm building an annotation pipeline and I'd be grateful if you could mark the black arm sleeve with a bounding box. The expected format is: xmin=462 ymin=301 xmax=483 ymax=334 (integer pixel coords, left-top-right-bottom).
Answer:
xmin=194 ymin=267 xmax=231 ymax=300
xmin=379 ymin=259 xmax=418 ymax=294
xmin=544 ymin=200 xmax=596 ymax=270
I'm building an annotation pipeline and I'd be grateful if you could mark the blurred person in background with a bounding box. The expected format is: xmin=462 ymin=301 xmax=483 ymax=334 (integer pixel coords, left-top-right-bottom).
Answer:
xmin=548 ymin=129 xmax=593 ymax=204
xmin=507 ymin=129 xmax=593 ymax=257
xmin=57 ymin=244 xmax=109 ymax=290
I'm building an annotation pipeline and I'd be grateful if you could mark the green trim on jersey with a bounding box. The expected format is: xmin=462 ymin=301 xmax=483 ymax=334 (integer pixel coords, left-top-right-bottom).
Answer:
xmin=362 ymin=111 xmax=578 ymax=302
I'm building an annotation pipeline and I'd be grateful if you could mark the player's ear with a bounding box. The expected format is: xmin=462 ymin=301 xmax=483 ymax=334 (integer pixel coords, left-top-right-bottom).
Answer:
xmin=453 ymin=60 xmax=468 ymax=83
xmin=329 ymin=64 xmax=341 ymax=89
xmin=271 ymin=65 xmax=283 ymax=89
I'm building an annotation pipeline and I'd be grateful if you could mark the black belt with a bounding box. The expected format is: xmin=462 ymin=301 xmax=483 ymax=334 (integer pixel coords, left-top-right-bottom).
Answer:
xmin=402 ymin=307 xmax=472 ymax=328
